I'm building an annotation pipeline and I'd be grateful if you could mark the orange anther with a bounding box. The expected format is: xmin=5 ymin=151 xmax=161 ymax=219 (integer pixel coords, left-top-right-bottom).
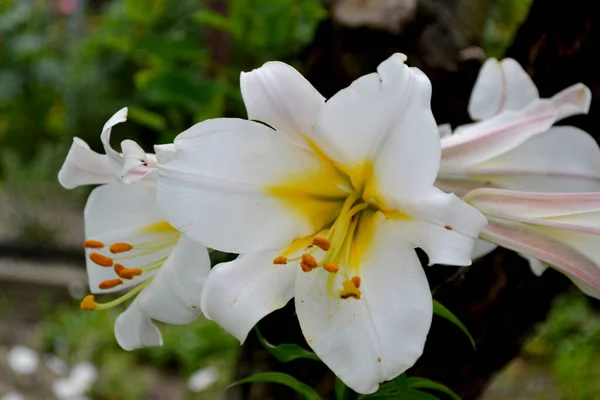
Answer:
xmin=300 ymin=261 xmax=313 ymax=272
xmin=89 ymin=252 xmax=113 ymax=267
xmin=114 ymin=263 xmax=142 ymax=279
xmin=109 ymin=242 xmax=134 ymax=253
xmin=351 ymin=276 xmax=361 ymax=289
xmin=273 ymin=256 xmax=288 ymax=265
xmin=83 ymin=240 xmax=104 ymax=249
xmin=98 ymin=278 xmax=123 ymax=290
xmin=312 ymin=237 xmax=331 ymax=251
xmin=323 ymin=262 xmax=339 ymax=273
xmin=80 ymin=295 xmax=96 ymax=311
xmin=301 ymin=253 xmax=317 ymax=268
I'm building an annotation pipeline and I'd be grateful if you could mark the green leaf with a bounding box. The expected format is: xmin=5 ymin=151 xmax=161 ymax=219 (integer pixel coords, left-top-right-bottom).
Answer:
xmin=230 ymin=372 xmax=322 ymax=400
xmin=127 ymin=106 xmax=166 ymax=131
xmin=335 ymin=377 xmax=351 ymax=400
xmin=358 ymin=375 xmax=408 ymax=399
xmin=255 ymin=327 xmax=321 ymax=363
xmin=408 ymin=377 xmax=461 ymax=400
xmin=393 ymin=374 xmax=409 ymax=395
xmin=433 ymin=300 xmax=476 ymax=349
xmin=406 ymin=389 xmax=439 ymax=400
xmin=193 ymin=11 xmax=240 ymax=37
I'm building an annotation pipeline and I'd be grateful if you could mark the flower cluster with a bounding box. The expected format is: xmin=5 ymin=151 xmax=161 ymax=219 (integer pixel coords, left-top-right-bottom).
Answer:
xmin=59 ymin=54 xmax=600 ymax=393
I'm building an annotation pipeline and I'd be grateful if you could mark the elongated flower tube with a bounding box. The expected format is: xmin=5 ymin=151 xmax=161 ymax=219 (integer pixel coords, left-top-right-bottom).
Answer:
xmin=436 ymin=58 xmax=600 ymax=196
xmin=156 ymin=53 xmax=487 ymax=393
xmin=58 ymin=109 xmax=210 ymax=350
xmin=465 ymin=188 xmax=600 ymax=299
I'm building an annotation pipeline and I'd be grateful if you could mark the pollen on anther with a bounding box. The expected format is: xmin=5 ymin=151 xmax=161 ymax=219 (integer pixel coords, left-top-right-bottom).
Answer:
xmin=323 ymin=262 xmax=339 ymax=273
xmin=312 ymin=237 xmax=331 ymax=251
xmin=351 ymin=276 xmax=361 ymax=289
xmin=83 ymin=240 xmax=104 ymax=249
xmin=114 ymin=263 xmax=142 ymax=279
xmin=89 ymin=252 xmax=113 ymax=267
xmin=99 ymin=278 xmax=123 ymax=289
xmin=109 ymin=242 xmax=134 ymax=253
xmin=80 ymin=295 xmax=97 ymax=311
xmin=301 ymin=253 xmax=317 ymax=268
xmin=273 ymin=256 xmax=288 ymax=265
xmin=300 ymin=261 xmax=313 ymax=273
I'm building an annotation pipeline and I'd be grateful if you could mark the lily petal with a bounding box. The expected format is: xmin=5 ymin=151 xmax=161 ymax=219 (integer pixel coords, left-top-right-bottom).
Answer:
xmin=438 ymin=124 xmax=452 ymax=139
xmin=295 ymin=213 xmax=432 ymax=394
xmin=472 ymin=238 xmax=498 ymax=260
xmin=84 ymin=183 xmax=179 ymax=294
xmin=388 ymin=187 xmax=487 ymax=266
xmin=100 ymin=107 xmax=129 ymax=172
xmin=240 ymin=61 xmax=325 ymax=147
xmin=468 ymin=58 xmax=539 ymax=120
xmin=58 ymin=138 xmax=116 ymax=189
xmin=441 ymin=88 xmax=590 ymax=169
xmin=114 ymin=299 xmax=163 ymax=351
xmin=477 ymin=217 xmax=600 ymax=293
xmin=121 ymin=139 xmax=156 ymax=183
xmin=137 ymin=235 xmax=210 ymax=324
xmin=200 ymin=249 xmax=297 ymax=343
xmin=156 ymin=118 xmax=346 ymax=253
xmin=311 ymin=53 xmax=441 ymax=196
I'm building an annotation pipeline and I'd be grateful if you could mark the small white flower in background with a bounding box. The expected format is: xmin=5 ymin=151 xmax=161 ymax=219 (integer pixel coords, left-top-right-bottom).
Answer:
xmin=7 ymin=345 xmax=39 ymax=375
xmin=187 ymin=367 xmax=219 ymax=392
xmin=436 ymin=58 xmax=600 ymax=197
xmin=52 ymin=361 xmax=98 ymax=400
xmin=58 ymin=109 xmax=211 ymax=351
xmin=0 ymin=392 xmax=24 ymax=400
xmin=156 ymin=53 xmax=487 ymax=394
xmin=43 ymin=354 xmax=69 ymax=376
xmin=465 ymin=188 xmax=600 ymax=299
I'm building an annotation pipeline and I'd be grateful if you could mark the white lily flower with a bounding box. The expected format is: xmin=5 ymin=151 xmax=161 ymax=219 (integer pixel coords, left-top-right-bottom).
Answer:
xmin=465 ymin=188 xmax=600 ymax=299
xmin=156 ymin=53 xmax=487 ymax=393
xmin=58 ymin=110 xmax=210 ymax=351
xmin=436 ymin=58 xmax=600 ymax=197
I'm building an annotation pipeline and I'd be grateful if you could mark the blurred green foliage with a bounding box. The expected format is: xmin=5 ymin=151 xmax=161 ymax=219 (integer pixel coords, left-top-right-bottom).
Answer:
xmin=482 ymin=0 xmax=533 ymax=58
xmin=0 ymin=0 xmax=326 ymax=192
xmin=38 ymin=302 xmax=238 ymax=399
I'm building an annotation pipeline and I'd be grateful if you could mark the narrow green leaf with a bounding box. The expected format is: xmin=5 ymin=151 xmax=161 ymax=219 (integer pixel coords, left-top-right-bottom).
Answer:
xmin=433 ymin=300 xmax=476 ymax=349
xmin=255 ymin=327 xmax=321 ymax=363
xmin=335 ymin=377 xmax=354 ymax=400
xmin=127 ymin=106 xmax=166 ymax=131
xmin=408 ymin=377 xmax=461 ymax=400
xmin=393 ymin=374 xmax=409 ymax=396
xmin=230 ymin=372 xmax=321 ymax=400
xmin=406 ymin=389 xmax=439 ymax=400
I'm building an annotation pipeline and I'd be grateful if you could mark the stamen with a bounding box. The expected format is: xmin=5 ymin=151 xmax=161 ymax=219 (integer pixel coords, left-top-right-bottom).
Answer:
xmin=89 ymin=280 xmax=151 ymax=310
xmin=114 ymin=263 xmax=143 ymax=279
xmin=300 ymin=262 xmax=314 ymax=272
xmin=301 ymin=254 xmax=317 ymax=268
xmin=312 ymin=237 xmax=331 ymax=251
xmin=109 ymin=242 xmax=134 ymax=253
xmin=83 ymin=240 xmax=104 ymax=249
xmin=99 ymin=278 xmax=123 ymax=289
xmin=323 ymin=262 xmax=339 ymax=273
xmin=80 ymin=295 xmax=97 ymax=311
xmin=273 ymin=256 xmax=288 ymax=265
xmin=351 ymin=276 xmax=361 ymax=289
xmin=89 ymin=252 xmax=114 ymax=267
xmin=339 ymin=278 xmax=362 ymax=299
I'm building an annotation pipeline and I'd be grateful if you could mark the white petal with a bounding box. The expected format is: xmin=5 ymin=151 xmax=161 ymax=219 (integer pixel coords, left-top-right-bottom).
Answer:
xmin=200 ymin=249 xmax=297 ymax=343
xmin=114 ymin=299 xmax=163 ymax=351
xmin=551 ymin=83 xmax=591 ymax=121
xmin=58 ymin=138 xmax=116 ymax=189
xmin=438 ymin=123 xmax=452 ymax=139
xmin=187 ymin=367 xmax=220 ymax=392
xmin=570 ymin=275 xmax=600 ymax=300
xmin=7 ymin=345 xmax=39 ymax=375
xmin=478 ymin=217 xmax=600 ymax=294
xmin=441 ymin=92 xmax=589 ymax=169
xmin=137 ymin=235 xmax=210 ymax=324
xmin=84 ymin=183 xmax=179 ymax=294
xmin=389 ymin=187 xmax=488 ymax=266
xmin=472 ymin=239 xmax=498 ymax=260
xmin=295 ymin=214 xmax=432 ymax=394
xmin=157 ymin=118 xmax=346 ymax=253
xmin=240 ymin=61 xmax=325 ymax=147
xmin=120 ymin=139 xmax=156 ymax=183
xmin=468 ymin=58 xmax=539 ymax=120
xmin=457 ymin=126 xmax=600 ymax=192
xmin=100 ymin=107 xmax=128 ymax=172
xmin=522 ymin=255 xmax=548 ymax=277
xmin=311 ymin=54 xmax=441 ymax=196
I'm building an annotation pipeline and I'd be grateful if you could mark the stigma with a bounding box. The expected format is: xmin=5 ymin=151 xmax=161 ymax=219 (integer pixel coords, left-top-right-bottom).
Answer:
xmin=339 ymin=276 xmax=362 ymax=299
